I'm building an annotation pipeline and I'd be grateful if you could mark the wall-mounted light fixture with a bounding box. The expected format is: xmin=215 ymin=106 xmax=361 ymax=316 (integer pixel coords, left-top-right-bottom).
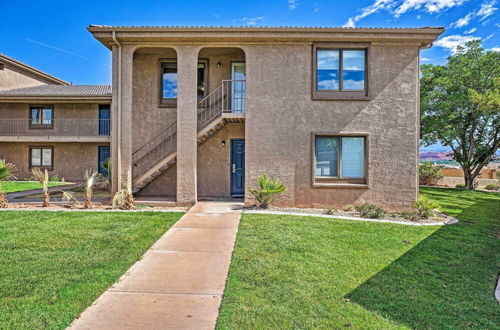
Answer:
xmin=217 ymin=62 xmax=221 ymax=68
xmin=221 ymin=140 xmax=226 ymax=146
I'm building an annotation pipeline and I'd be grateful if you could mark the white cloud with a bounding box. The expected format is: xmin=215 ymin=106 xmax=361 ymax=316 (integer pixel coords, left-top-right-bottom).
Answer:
xmin=343 ymin=0 xmax=468 ymax=26
xmin=450 ymin=12 xmax=473 ymax=27
xmin=477 ymin=1 xmax=497 ymax=20
xmin=421 ymin=57 xmax=431 ymax=61
xmin=464 ymin=27 xmax=477 ymax=34
xmin=288 ymin=0 xmax=298 ymax=10
xmin=488 ymin=47 xmax=500 ymax=51
xmin=394 ymin=0 xmax=467 ymax=17
xmin=233 ymin=17 xmax=264 ymax=25
xmin=434 ymin=34 xmax=480 ymax=53
xmin=342 ymin=0 xmax=395 ymax=27
xmin=484 ymin=33 xmax=494 ymax=41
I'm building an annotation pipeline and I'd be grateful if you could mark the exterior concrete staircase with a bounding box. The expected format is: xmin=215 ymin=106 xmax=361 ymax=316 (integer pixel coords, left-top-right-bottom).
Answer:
xmin=132 ymin=80 xmax=245 ymax=193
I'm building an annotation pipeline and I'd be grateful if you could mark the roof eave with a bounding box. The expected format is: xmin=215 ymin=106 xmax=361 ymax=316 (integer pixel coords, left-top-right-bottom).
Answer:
xmin=87 ymin=26 xmax=444 ymax=50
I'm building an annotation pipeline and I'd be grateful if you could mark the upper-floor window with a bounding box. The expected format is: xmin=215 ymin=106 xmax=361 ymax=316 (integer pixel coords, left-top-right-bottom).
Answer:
xmin=312 ymin=44 xmax=369 ymax=100
xmin=30 ymin=105 xmax=53 ymax=128
xmin=313 ymin=135 xmax=367 ymax=185
xmin=162 ymin=62 xmax=177 ymax=102
xmin=316 ymin=49 xmax=366 ymax=91
xmin=160 ymin=60 xmax=208 ymax=106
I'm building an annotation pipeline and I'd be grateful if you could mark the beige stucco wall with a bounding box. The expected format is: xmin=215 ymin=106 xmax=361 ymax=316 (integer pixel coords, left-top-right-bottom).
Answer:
xmin=0 ymin=64 xmax=56 ymax=90
xmin=244 ymin=44 xmax=419 ymax=210
xmin=138 ymin=123 xmax=245 ymax=197
xmin=0 ymin=142 xmax=109 ymax=181
xmin=125 ymin=43 xmax=420 ymax=209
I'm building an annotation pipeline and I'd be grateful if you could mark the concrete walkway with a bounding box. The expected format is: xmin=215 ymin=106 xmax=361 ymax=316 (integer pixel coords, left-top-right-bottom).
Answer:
xmin=70 ymin=201 xmax=242 ymax=330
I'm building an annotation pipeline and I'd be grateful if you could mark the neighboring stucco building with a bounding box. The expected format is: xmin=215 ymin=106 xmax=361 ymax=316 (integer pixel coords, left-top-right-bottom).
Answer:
xmin=0 ymin=57 xmax=111 ymax=181
xmin=0 ymin=54 xmax=67 ymax=90
xmin=87 ymin=25 xmax=443 ymax=209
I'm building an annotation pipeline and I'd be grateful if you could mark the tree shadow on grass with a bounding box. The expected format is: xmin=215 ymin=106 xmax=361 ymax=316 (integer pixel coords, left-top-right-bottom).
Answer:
xmin=347 ymin=188 xmax=500 ymax=329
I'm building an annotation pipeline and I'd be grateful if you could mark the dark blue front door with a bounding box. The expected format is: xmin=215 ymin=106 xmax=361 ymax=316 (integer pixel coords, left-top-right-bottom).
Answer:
xmin=230 ymin=139 xmax=245 ymax=196
xmin=99 ymin=105 xmax=110 ymax=135
xmin=98 ymin=146 xmax=110 ymax=176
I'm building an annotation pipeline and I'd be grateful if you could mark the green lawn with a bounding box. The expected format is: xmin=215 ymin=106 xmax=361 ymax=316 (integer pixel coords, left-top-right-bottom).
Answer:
xmin=217 ymin=187 xmax=500 ymax=329
xmin=0 ymin=211 xmax=183 ymax=329
xmin=1 ymin=181 xmax=68 ymax=193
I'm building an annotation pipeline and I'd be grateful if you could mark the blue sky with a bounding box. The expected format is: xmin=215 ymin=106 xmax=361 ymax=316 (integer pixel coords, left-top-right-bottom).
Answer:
xmin=1 ymin=0 xmax=498 ymax=85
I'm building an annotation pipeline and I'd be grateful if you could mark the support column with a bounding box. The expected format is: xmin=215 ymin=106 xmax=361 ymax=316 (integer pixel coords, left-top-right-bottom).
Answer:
xmin=176 ymin=46 xmax=199 ymax=204
xmin=111 ymin=44 xmax=134 ymax=194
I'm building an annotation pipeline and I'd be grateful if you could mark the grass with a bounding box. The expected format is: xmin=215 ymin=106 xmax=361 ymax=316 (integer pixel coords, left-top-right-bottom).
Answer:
xmin=0 ymin=211 xmax=183 ymax=329
xmin=217 ymin=187 xmax=500 ymax=329
xmin=1 ymin=181 xmax=68 ymax=193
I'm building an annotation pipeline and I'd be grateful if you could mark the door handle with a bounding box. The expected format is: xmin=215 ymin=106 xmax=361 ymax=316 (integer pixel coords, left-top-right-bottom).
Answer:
xmin=232 ymin=164 xmax=236 ymax=173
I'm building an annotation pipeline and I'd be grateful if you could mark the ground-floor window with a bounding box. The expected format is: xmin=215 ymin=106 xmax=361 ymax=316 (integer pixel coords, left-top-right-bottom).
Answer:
xmin=313 ymin=134 xmax=367 ymax=185
xmin=29 ymin=146 xmax=53 ymax=170
xmin=98 ymin=146 xmax=110 ymax=176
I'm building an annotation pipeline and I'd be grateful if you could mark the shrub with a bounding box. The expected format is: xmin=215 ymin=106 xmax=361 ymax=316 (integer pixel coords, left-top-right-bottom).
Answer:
xmin=419 ymin=161 xmax=443 ymax=186
xmin=456 ymin=183 xmax=465 ymax=188
xmin=325 ymin=206 xmax=338 ymax=215
xmin=49 ymin=173 xmax=60 ymax=182
xmin=485 ymin=184 xmax=499 ymax=190
xmin=399 ymin=211 xmax=419 ymax=221
xmin=249 ymin=174 xmax=286 ymax=209
xmin=414 ymin=196 xmax=439 ymax=218
xmin=355 ymin=203 xmax=387 ymax=219
xmin=345 ymin=204 xmax=355 ymax=212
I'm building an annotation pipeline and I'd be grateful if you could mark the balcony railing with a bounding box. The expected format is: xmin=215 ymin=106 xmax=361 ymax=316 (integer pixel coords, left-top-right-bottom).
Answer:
xmin=0 ymin=119 xmax=111 ymax=137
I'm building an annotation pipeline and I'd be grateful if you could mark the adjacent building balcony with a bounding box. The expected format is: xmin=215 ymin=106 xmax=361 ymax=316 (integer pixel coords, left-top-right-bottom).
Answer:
xmin=0 ymin=119 xmax=111 ymax=142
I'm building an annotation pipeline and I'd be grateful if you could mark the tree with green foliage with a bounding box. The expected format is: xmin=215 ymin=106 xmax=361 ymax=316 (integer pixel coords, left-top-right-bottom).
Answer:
xmin=420 ymin=40 xmax=499 ymax=190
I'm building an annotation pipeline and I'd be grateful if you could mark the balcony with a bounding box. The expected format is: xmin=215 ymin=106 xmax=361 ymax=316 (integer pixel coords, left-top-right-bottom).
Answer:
xmin=0 ymin=119 xmax=111 ymax=142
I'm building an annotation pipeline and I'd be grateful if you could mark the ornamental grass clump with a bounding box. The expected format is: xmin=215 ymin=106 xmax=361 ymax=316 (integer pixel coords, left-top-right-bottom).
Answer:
xmin=249 ymin=174 xmax=286 ymax=209
xmin=0 ymin=159 xmax=17 ymax=208
xmin=32 ymin=168 xmax=50 ymax=207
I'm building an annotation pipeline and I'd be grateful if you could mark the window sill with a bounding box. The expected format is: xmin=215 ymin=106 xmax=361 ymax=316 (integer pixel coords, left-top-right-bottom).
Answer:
xmin=312 ymin=90 xmax=369 ymax=101
xmin=312 ymin=182 xmax=369 ymax=189
xmin=159 ymin=99 xmax=177 ymax=108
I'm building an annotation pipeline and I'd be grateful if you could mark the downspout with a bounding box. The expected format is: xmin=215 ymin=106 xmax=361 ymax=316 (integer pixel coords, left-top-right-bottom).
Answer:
xmin=112 ymin=31 xmax=122 ymax=190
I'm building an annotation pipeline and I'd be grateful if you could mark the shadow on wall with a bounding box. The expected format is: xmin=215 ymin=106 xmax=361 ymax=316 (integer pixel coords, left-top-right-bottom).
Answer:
xmin=346 ymin=188 xmax=500 ymax=329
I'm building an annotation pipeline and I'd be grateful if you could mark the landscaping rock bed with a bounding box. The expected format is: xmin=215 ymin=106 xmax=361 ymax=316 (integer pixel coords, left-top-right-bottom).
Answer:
xmin=244 ymin=205 xmax=457 ymax=226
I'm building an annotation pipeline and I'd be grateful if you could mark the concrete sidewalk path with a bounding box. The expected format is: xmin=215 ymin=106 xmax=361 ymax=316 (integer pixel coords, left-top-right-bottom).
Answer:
xmin=70 ymin=201 xmax=242 ymax=330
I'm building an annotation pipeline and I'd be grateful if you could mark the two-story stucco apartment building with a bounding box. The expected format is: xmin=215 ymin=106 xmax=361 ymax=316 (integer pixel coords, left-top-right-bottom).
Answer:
xmin=0 ymin=26 xmax=443 ymax=209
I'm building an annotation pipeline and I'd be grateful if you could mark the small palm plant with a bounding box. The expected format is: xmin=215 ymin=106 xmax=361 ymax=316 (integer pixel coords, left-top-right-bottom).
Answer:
xmin=32 ymin=168 xmax=50 ymax=207
xmin=61 ymin=190 xmax=80 ymax=208
xmin=111 ymin=171 xmax=135 ymax=210
xmin=249 ymin=174 xmax=287 ymax=209
xmin=102 ymin=158 xmax=111 ymax=190
xmin=0 ymin=159 xmax=17 ymax=208
xmin=83 ymin=170 xmax=98 ymax=209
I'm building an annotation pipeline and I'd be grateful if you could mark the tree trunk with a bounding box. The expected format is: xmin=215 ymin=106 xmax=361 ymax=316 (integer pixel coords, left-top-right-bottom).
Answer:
xmin=42 ymin=193 xmax=50 ymax=207
xmin=464 ymin=170 xmax=476 ymax=190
